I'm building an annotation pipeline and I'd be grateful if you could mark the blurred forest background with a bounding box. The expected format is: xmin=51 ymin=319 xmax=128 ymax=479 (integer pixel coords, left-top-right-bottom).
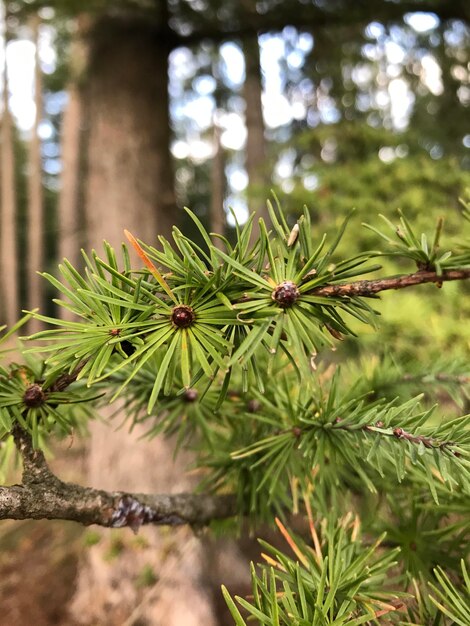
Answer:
xmin=0 ymin=0 xmax=469 ymax=624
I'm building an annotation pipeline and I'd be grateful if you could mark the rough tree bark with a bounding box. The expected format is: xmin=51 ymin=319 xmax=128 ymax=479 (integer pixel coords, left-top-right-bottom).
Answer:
xmin=0 ymin=5 xmax=18 ymax=327
xmin=26 ymin=14 xmax=44 ymax=331
xmin=68 ymin=14 xmax=218 ymax=626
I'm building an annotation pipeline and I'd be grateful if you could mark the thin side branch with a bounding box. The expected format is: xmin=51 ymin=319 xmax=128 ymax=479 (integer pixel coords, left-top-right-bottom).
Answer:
xmin=402 ymin=372 xmax=470 ymax=385
xmin=50 ymin=360 xmax=86 ymax=391
xmin=287 ymin=421 xmax=458 ymax=452
xmin=4 ymin=426 xmax=236 ymax=530
xmin=311 ymin=269 xmax=470 ymax=298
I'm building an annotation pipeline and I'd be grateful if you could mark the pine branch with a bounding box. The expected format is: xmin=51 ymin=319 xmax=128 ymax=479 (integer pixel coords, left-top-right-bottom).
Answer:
xmin=311 ymin=268 xmax=470 ymax=298
xmin=224 ymin=386 xmax=470 ymax=508
xmin=2 ymin=425 xmax=236 ymax=530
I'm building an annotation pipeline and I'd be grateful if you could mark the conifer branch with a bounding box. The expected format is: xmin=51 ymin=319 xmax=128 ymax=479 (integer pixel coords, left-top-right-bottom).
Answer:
xmin=2 ymin=425 xmax=236 ymax=529
xmin=311 ymin=268 xmax=470 ymax=298
xmin=284 ymin=418 xmax=461 ymax=455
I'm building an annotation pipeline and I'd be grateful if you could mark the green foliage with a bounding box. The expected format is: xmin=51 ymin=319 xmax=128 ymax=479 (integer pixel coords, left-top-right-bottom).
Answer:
xmin=5 ymin=205 xmax=468 ymax=505
xmin=0 ymin=200 xmax=469 ymax=625
xmin=364 ymin=210 xmax=470 ymax=273
xmin=223 ymin=513 xmax=403 ymax=625
xmin=429 ymin=560 xmax=470 ymax=626
xmin=403 ymin=561 xmax=470 ymax=626
xmin=348 ymin=354 xmax=470 ymax=409
xmin=276 ymin=132 xmax=470 ymax=380
xmin=208 ymin=372 xmax=469 ymax=507
xmin=279 ymin=125 xmax=470 ymax=252
xmin=25 ymin=203 xmax=386 ymax=408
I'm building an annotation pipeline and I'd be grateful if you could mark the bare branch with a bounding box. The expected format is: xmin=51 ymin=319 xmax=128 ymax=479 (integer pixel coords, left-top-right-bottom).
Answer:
xmin=310 ymin=269 xmax=470 ymax=298
xmin=5 ymin=426 xmax=236 ymax=530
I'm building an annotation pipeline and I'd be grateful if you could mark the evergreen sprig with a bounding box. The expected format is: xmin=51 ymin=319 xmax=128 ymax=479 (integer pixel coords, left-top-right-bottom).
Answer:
xmin=0 ymin=354 xmax=98 ymax=447
xmin=429 ymin=560 xmax=470 ymax=626
xmin=363 ymin=210 xmax=470 ymax=273
xmin=26 ymin=202 xmax=387 ymax=411
xmin=200 ymin=370 xmax=470 ymax=515
xmin=223 ymin=513 xmax=403 ymax=626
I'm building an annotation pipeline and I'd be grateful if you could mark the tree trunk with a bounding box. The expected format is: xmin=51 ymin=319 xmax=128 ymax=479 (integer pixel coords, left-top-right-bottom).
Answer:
xmin=58 ymin=16 xmax=90 ymax=282
xmin=69 ymin=14 xmax=217 ymax=625
xmin=83 ymin=16 xmax=176 ymax=250
xmin=57 ymin=85 xmax=85 ymax=271
xmin=210 ymin=119 xmax=226 ymax=248
xmin=0 ymin=4 xmax=19 ymax=327
xmin=243 ymin=35 xmax=269 ymax=225
xmin=26 ymin=14 xmax=44 ymax=330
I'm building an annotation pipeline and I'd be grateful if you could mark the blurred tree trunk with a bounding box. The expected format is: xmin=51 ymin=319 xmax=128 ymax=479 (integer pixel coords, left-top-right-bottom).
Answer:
xmin=69 ymin=14 xmax=217 ymax=626
xmin=0 ymin=7 xmax=18 ymax=327
xmin=57 ymin=16 xmax=90 ymax=277
xmin=83 ymin=16 xmax=176 ymax=249
xmin=57 ymin=85 xmax=85 ymax=273
xmin=243 ymin=35 xmax=269 ymax=224
xmin=210 ymin=119 xmax=226 ymax=248
xmin=26 ymin=14 xmax=44 ymax=330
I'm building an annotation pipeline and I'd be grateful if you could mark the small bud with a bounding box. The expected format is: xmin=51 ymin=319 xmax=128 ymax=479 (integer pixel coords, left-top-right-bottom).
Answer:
xmin=247 ymin=399 xmax=261 ymax=413
xmin=393 ymin=427 xmax=404 ymax=438
xmin=23 ymin=384 xmax=46 ymax=408
xmin=171 ymin=305 xmax=195 ymax=328
xmin=287 ymin=223 xmax=299 ymax=246
xmin=184 ymin=389 xmax=198 ymax=403
xmin=272 ymin=281 xmax=300 ymax=308
xmin=396 ymin=227 xmax=406 ymax=241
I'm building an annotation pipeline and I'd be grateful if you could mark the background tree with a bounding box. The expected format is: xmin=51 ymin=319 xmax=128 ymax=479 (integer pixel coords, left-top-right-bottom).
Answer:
xmin=0 ymin=1 xmax=18 ymax=327
xmin=26 ymin=13 xmax=44 ymax=332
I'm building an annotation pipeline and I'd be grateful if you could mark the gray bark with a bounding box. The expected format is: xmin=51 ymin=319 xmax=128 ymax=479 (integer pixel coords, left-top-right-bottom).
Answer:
xmin=2 ymin=426 xmax=236 ymax=527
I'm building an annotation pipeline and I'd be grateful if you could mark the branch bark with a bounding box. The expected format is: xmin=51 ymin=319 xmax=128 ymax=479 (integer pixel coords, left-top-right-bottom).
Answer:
xmin=4 ymin=425 xmax=236 ymax=530
xmin=310 ymin=268 xmax=470 ymax=298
